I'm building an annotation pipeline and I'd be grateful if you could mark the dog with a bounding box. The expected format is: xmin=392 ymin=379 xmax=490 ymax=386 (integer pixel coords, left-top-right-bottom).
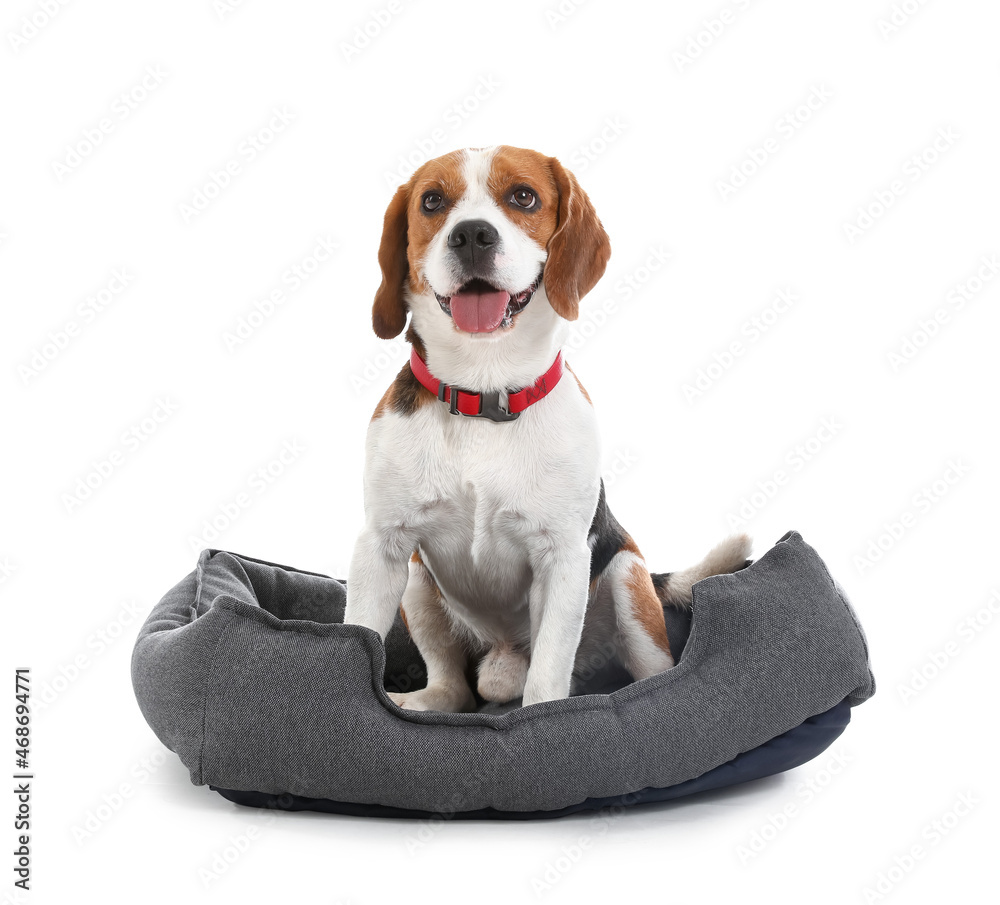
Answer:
xmin=344 ymin=145 xmax=751 ymax=712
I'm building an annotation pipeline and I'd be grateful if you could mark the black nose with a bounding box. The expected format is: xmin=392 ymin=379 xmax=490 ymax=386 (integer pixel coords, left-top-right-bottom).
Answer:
xmin=447 ymin=219 xmax=499 ymax=270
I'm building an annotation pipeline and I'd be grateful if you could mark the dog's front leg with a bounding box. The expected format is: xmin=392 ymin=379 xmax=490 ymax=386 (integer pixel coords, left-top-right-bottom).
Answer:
xmin=345 ymin=524 xmax=414 ymax=638
xmin=522 ymin=541 xmax=592 ymax=706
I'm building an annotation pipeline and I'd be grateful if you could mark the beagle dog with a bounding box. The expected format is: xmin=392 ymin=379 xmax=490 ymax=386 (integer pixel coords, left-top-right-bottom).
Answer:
xmin=344 ymin=145 xmax=750 ymax=712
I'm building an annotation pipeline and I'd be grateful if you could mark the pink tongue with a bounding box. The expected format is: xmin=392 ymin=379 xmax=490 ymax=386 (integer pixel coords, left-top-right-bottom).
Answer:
xmin=450 ymin=289 xmax=510 ymax=333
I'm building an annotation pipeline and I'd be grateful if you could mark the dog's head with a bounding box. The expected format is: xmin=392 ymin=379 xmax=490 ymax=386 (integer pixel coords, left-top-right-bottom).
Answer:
xmin=371 ymin=146 xmax=611 ymax=346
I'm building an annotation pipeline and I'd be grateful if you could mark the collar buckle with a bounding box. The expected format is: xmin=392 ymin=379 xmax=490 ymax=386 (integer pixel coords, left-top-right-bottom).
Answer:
xmin=444 ymin=385 xmax=521 ymax=422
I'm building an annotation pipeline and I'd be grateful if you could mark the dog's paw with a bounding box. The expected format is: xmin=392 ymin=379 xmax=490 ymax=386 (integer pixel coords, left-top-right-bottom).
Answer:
xmin=387 ymin=683 xmax=476 ymax=713
xmin=477 ymin=646 xmax=529 ymax=703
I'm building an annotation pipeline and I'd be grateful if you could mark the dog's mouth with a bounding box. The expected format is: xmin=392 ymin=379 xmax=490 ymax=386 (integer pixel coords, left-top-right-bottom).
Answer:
xmin=434 ymin=276 xmax=539 ymax=334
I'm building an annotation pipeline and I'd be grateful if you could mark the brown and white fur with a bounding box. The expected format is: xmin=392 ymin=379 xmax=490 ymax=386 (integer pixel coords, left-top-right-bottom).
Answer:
xmin=344 ymin=145 xmax=750 ymax=711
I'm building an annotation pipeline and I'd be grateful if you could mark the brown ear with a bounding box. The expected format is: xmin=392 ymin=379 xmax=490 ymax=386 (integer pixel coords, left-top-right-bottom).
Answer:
xmin=544 ymin=158 xmax=611 ymax=320
xmin=372 ymin=179 xmax=412 ymax=339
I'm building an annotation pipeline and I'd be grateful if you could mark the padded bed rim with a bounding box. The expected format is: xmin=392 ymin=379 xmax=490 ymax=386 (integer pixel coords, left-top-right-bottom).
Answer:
xmin=209 ymin=697 xmax=852 ymax=819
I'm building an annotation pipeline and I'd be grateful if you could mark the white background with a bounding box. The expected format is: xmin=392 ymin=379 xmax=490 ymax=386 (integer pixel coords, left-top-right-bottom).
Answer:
xmin=2 ymin=0 xmax=997 ymax=902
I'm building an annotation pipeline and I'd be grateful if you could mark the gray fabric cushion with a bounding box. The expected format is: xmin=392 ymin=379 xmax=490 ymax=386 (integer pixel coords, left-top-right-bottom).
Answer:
xmin=131 ymin=530 xmax=875 ymax=814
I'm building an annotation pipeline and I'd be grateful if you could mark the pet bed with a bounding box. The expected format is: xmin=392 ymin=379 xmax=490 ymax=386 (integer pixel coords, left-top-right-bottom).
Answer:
xmin=131 ymin=530 xmax=874 ymax=818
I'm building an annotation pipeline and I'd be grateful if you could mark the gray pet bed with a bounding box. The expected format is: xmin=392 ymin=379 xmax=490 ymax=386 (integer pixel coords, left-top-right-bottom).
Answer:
xmin=132 ymin=530 xmax=875 ymax=818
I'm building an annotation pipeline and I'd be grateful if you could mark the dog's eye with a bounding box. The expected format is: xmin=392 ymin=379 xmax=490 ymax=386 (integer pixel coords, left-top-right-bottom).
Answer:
xmin=422 ymin=192 xmax=444 ymax=212
xmin=511 ymin=188 xmax=537 ymax=209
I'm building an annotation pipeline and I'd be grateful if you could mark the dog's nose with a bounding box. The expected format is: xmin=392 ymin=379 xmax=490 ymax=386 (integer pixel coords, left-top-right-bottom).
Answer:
xmin=447 ymin=219 xmax=499 ymax=269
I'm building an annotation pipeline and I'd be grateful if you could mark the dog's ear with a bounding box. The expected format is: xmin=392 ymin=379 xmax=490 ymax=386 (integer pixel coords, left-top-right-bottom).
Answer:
xmin=372 ymin=178 xmax=412 ymax=339
xmin=543 ymin=158 xmax=611 ymax=321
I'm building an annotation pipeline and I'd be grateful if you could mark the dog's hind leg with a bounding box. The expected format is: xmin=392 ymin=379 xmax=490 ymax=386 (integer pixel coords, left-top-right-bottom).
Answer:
xmin=606 ymin=532 xmax=753 ymax=681
xmin=602 ymin=550 xmax=677 ymax=680
xmin=387 ymin=553 xmax=477 ymax=713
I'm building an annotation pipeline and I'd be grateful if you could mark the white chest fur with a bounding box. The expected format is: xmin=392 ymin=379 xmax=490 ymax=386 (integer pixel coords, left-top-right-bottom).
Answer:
xmin=360 ymin=374 xmax=600 ymax=645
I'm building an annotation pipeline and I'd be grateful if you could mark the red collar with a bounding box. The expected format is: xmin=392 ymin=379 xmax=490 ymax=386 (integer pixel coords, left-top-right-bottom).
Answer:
xmin=409 ymin=347 xmax=564 ymax=423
